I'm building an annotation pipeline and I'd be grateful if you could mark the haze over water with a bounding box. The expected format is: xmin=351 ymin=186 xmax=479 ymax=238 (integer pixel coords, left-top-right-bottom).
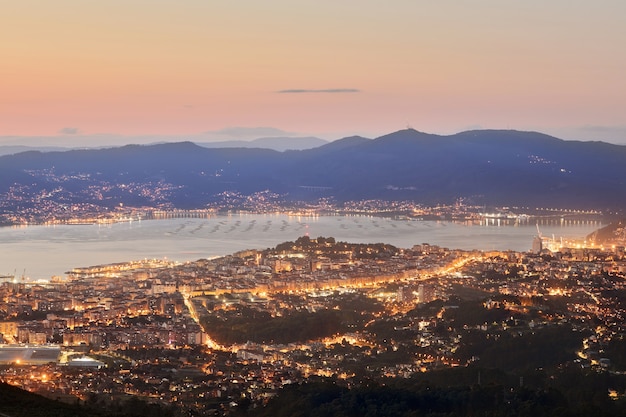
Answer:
xmin=0 ymin=214 xmax=602 ymax=281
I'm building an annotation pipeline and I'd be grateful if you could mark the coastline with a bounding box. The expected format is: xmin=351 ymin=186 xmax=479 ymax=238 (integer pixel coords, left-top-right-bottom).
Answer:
xmin=0 ymin=206 xmax=607 ymax=229
xmin=0 ymin=213 xmax=605 ymax=282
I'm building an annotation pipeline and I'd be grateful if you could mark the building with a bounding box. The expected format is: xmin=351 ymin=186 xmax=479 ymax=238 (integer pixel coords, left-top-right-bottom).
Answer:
xmin=532 ymin=235 xmax=543 ymax=254
xmin=0 ymin=321 xmax=18 ymax=341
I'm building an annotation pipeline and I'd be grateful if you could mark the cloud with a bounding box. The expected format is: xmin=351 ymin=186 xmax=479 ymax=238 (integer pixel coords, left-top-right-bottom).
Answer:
xmin=277 ymin=88 xmax=360 ymax=94
xmin=59 ymin=127 xmax=80 ymax=135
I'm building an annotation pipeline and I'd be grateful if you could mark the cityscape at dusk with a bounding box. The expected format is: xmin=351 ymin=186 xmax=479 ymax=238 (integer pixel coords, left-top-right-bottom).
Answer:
xmin=3 ymin=2 xmax=626 ymax=417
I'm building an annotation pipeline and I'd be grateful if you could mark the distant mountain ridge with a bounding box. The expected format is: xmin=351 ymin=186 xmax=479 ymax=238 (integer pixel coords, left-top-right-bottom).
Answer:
xmin=0 ymin=136 xmax=328 ymax=155
xmin=197 ymin=136 xmax=328 ymax=151
xmin=1 ymin=129 xmax=625 ymax=210
xmin=0 ymin=145 xmax=70 ymax=156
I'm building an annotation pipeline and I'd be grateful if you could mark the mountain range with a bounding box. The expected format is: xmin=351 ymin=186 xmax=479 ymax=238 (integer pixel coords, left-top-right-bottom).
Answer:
xmin=1 ymin=129 xmax=625 ymax=210
xmin=0 ymin=136 xmax=328 ymax=156
xmin=196 ymin=136 xmax=328 ymax=151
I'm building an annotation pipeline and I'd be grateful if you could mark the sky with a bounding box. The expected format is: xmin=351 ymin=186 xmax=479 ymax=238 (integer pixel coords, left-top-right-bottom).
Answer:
xmin=2 ymin=1 xmax=626 ymax=146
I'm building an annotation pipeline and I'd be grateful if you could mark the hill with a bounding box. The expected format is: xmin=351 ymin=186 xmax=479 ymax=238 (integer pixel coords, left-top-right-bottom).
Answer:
xmin=0 ymin=145 xmax=70 ymax=156
xmin=587 ymin=219 xmax=626 ymax=246
xmin=197 ymin=136 xmax=328 ymax=151
xmin=1 ymin=129 xmax=625 ymax=210
xmin=0 ymin=381 xmax=174 ymax=417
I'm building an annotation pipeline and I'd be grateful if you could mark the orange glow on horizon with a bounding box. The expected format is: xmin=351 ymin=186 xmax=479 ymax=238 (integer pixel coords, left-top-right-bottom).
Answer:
xmin=2 ymin=2 xmax=625 ymax=142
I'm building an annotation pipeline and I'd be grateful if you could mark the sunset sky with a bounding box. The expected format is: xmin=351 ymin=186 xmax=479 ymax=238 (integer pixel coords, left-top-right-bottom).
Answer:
xmin=2 ymin=1 xmax=626 ymax=145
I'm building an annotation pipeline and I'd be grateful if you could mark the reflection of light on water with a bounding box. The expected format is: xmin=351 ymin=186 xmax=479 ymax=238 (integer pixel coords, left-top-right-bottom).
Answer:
xmin=0 ymin=215 xmax=604 ymax=281
xmin=480 ymin=217 xmax=602 ymax=228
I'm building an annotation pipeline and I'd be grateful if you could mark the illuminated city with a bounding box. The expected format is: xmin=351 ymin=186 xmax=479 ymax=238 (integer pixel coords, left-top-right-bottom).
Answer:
xmin=3 ymin=1 xmax=626 ymax=415
xmin=2 ymin=231 xmax=626 ymax=415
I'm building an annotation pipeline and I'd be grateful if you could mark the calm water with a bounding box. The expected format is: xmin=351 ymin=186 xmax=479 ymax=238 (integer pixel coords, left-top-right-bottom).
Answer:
xmin=0 ymin=214 xmax=602 ymax=280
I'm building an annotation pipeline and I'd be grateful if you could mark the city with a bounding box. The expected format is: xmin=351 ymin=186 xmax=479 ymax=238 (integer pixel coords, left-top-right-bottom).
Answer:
xmin=4 ymin=1 xmax=626 ymax=415
xmin=1 ymin=235 xmax=626 ymax=415
xmin=0 ymin=174 xmax=605 ymax=229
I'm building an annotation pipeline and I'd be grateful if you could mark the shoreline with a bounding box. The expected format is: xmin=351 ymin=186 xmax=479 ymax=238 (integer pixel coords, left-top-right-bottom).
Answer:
xmin=0 ymin=208 xmax=608 ymax=229
xmin=0 ymin=214 xmax=606 ymax=282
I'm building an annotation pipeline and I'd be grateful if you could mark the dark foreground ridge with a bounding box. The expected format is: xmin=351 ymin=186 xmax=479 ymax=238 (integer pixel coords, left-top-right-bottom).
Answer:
xmin=242 ymin=370 xmax=626 ymax=417
xmin=4 ymin=369 xmax=626 ymax=417
xmin=0 ymin=381 xmax=175 ymax=417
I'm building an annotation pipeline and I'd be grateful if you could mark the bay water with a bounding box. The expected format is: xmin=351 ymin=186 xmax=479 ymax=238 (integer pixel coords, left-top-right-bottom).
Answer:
xmin=0 ymin=214 xmax=602 ymax=280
